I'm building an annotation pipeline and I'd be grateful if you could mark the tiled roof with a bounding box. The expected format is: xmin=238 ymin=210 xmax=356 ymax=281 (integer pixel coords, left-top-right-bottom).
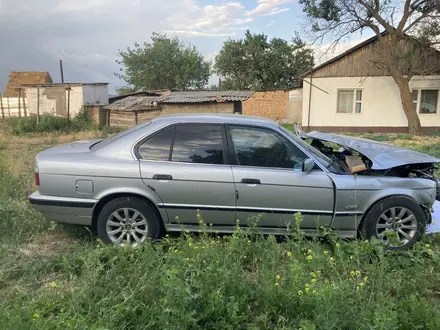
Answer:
xmin=104 ymin=96 xmax=161 ymax=111
xmin=157 ymin=90 xmax=253 ymax=103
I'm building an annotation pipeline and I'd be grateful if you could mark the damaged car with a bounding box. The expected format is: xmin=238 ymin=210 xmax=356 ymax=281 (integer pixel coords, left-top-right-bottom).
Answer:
xmin=29 ymin=114 xmax=440 ymax=249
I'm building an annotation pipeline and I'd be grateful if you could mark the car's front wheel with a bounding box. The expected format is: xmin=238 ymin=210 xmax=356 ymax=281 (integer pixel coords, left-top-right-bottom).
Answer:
xmin=359 ymin=196 xmax=427 ymax=250
xmin=97 ymin=196 xmax=163 ymax=246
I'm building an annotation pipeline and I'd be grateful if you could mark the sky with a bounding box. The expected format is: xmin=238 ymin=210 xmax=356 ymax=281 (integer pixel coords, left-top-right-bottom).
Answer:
xmin=0 ymin=0 xmax=371 ymax=94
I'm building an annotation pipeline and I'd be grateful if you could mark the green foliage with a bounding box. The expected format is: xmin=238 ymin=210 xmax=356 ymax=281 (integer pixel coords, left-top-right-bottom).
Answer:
xmin=116 ymin=32 xmax=211 ymax=90
xmin=9 ymin=108 xmax=94 ymax=135
xmin=115 ymin=86 xmax=137 ymax=96
xmin=215 ymin=31 xmax=314 ymax=90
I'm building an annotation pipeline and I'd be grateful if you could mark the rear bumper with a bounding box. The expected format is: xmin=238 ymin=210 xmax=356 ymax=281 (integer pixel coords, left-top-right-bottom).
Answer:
xmin=29 ymin=191 xmax=97 ymax=226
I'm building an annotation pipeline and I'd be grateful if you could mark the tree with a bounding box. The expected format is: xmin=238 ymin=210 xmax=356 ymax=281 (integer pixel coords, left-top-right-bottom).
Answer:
xmin=115 ymin=86 xmax=136 ymax=95
xmin=298 ymin=0 xmax=440 ymax=134
xmin=116 ymin=33 xmax=211 ymax=90
xmin=214 ymin=30 xmax=314 ymax=90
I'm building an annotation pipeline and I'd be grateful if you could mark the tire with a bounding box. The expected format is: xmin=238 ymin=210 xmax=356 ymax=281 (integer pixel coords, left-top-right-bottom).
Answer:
xmin=96 ymin=196 xmax=163 ymax=246
xmin=359 ymin=196 xmax=426 ymax=250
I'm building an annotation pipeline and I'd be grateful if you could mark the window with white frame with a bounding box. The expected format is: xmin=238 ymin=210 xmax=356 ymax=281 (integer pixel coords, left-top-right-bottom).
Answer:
xmin=337 ymin=89 xmax=363 ymax=113
xmin=412 ymin=89 xmax=439 ymax=114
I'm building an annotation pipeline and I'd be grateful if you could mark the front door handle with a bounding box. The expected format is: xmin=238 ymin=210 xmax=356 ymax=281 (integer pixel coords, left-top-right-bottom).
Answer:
xmin=241 ymin=178 xmax=261 ymax=184
xmin=153 ymin=174 xmax=173 ymax=180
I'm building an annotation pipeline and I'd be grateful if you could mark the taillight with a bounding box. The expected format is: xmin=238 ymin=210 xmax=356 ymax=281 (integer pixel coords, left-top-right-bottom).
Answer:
xmin=35 ymin=167 xmax=40 ymax=186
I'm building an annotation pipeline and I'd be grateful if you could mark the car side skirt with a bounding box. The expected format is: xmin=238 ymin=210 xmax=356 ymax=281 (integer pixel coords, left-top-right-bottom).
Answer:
xmin=165 ymin=224 xmax=357 ymax=238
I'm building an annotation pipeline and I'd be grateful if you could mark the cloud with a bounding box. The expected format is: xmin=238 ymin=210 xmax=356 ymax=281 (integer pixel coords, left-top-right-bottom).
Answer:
xmin=167 ymin=2 xmax=254 ymax=36
xmin=0 ymin=0 xmax=295 ymax=93
xmin=266 ymin=20 xmax=276 ymax=27
xmin=245 ymin=0 xmax=294 ymax=17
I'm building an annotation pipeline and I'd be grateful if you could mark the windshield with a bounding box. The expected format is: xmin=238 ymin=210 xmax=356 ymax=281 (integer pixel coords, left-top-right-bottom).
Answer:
xmin=90 ymin=121 xmax=152 ymax=151
xmin=279 ymin=125 xmax=332 ymax=167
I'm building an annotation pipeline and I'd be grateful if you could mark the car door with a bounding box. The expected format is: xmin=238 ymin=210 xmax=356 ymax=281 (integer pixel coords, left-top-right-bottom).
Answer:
xmin=227 ymin=125 xmax=335 ymax=231
xmin=138 ymin=123 xmax=236 ymax=226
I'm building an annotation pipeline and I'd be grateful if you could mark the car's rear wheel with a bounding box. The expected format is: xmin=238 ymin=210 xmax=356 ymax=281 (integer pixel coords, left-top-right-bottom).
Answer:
xmin=97 ymin=196 xmax=163 ymax=246
xmin=359 ymin=196 xmax=426 ymax=250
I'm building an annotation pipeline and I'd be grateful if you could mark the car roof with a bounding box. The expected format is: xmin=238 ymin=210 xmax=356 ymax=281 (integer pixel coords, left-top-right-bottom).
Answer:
xmin=150 ymin=113 xmax=277 ymax=126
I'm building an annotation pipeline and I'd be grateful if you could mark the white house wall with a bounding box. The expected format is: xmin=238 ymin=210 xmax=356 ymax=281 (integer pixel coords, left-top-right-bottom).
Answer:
xmin=82 ymin=85 xmax=109 ymax=105
xmin=302 ymin=75 xmax=440 ymax=131
xmin=25 ymin=86 xmax=84 ymax=117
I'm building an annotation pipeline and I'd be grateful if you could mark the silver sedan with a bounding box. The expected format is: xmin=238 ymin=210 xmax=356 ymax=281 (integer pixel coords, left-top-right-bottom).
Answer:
xmin=29 ymin=114 xmax=440 ymax=249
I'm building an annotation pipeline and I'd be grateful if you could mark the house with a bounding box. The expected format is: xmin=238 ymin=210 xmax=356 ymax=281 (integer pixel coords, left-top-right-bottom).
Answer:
xmin=23 ymin=83 xmax=109 ymax=117
xmin=300 ymin=33 xmax=440 ymax=133
xmin=103 ymin=90 xmax=253 ymax=127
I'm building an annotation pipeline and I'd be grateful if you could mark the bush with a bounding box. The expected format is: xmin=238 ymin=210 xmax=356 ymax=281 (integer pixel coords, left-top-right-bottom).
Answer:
xmin=9 ymin=108 xmax=94 ymax=135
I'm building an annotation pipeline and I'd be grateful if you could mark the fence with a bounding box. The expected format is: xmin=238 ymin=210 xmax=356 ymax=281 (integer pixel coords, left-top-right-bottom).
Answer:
xmin=0 ymin=97 xmax=29 ymax=118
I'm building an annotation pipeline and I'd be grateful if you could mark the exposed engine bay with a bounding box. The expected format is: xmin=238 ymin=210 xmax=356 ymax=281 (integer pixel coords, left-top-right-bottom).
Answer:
xmin=308 ymin=137 xmax=440 ymax=201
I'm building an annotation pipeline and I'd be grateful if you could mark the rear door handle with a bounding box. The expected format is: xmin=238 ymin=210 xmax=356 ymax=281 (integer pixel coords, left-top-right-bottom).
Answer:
xmin=241 ymin=178 xmax=261 ymax=184
xmin=153 ymin=174 xmax=173 ymax=180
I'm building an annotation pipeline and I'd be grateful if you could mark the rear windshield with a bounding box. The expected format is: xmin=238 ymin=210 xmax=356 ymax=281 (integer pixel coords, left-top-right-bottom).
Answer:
xmin=90 ymin=121 xmax=152 ymax=151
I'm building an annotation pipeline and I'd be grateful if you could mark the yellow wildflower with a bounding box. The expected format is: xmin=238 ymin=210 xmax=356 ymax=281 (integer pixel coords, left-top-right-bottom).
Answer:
xmin=275 ymin=275 xmax=281 ymax=281
xmin=311 ymin=278 xmax=317 ymax=284
xmin=298 ymin=290 xmax=303 ymax=296
xmin=323 ymin=250 xmax=329 ymax=255
xmin=330 ymin=257 xmax=335 ymax=263
xmin=165 ymin=234 xmax=169 ymax=238
xmin=50 ymin=282 xmax=57 ymax=288
xmin=275 ymin=282 xmax=279 ymax=287
xmin=185 ymin=258 xmax=190 ymax=261
xmin=307 ymin=255 xmax=313 ymax=261
xmin=33 ymin=313 xmax=40 ymax=319
xmin=307 ymin=249 xmax=312 ymax=254
xmin=428 ymin=249 xmax=433 ymax=253
xmin=426 ymin=244 xmax=430 ymax=248
xmin=287 ymin=251 xmax=292 ymax=257
xmin=188 ymin=242 xmax=193 ymax=247
xmin=335 ymin=243 xmax=340 ymax=248
xmin=248 ymin=240 xmax=251 ymax=243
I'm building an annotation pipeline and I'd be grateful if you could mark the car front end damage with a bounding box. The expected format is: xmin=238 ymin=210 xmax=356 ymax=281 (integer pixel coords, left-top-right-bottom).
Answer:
xmin=292 ymin=127 xmax=440 ymax=232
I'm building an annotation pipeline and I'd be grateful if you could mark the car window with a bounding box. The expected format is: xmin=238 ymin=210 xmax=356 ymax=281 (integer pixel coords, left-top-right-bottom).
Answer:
xmin=171 ymin=125 xmax=224 ymax=164
xmin=138 ymin=127 xmax=173 ymax=161
xmin=230 ymin=126 xmax=306 ymax=169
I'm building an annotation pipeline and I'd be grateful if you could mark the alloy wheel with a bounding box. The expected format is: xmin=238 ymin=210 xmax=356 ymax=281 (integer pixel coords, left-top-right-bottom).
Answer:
xmin=106 ymin=208 xmax=148 ymax=246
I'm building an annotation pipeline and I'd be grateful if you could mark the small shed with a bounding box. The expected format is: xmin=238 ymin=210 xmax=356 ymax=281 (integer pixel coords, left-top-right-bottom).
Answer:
xmin=104 ymin=96 xmax=162 ymax=126
xmin=24 ymin=83 xmax=109 ymax=117
xmin=104 ymin=90 xmax=253 ymax=127
xmin=158 ymin=90 xmax=253 ymax=115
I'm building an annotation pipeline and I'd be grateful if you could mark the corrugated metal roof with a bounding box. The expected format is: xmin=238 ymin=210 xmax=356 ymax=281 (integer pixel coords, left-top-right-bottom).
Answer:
xmin=104 ymin=96 xmax=160 ymax=111
xmin=157 ymin=90 xmax=253 ymax=103
xmin=22 ymin=83 xmax=108 ymax=87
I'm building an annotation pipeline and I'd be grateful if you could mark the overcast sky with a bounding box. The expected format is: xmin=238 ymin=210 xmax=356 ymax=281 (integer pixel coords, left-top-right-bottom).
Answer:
xmin=0 ymin=0 xmax=370 ymax=94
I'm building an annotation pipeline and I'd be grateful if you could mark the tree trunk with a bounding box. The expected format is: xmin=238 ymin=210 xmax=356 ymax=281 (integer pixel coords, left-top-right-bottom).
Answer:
xmin=393 ymin=75 xmax=422 ymax=135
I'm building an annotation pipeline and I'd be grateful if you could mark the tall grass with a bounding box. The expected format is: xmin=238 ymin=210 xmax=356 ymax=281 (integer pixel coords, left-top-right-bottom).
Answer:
xmin=8 ymin=108 xmax=94 ymax=135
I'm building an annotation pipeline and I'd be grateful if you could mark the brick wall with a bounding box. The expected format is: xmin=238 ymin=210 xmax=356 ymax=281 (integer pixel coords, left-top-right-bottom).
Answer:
xmin=161 ymin=102 xmax=234 ymax=115
xmin=242 ymin=90 xmax=288 ymax=120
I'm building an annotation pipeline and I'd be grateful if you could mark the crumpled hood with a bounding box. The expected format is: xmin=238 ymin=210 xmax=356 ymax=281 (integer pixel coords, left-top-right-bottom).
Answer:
xmin=306 ymin=131 xmax=440 ymax=170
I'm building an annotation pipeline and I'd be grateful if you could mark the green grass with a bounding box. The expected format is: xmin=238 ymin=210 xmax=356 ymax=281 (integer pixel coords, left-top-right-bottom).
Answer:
xmin=1 ymin=129 xmax=440 ymax=329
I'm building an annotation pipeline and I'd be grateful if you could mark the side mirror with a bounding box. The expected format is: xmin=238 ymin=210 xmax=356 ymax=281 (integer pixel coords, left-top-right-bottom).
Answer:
xmin=302 ymin=158 xmax=315 ymax=172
